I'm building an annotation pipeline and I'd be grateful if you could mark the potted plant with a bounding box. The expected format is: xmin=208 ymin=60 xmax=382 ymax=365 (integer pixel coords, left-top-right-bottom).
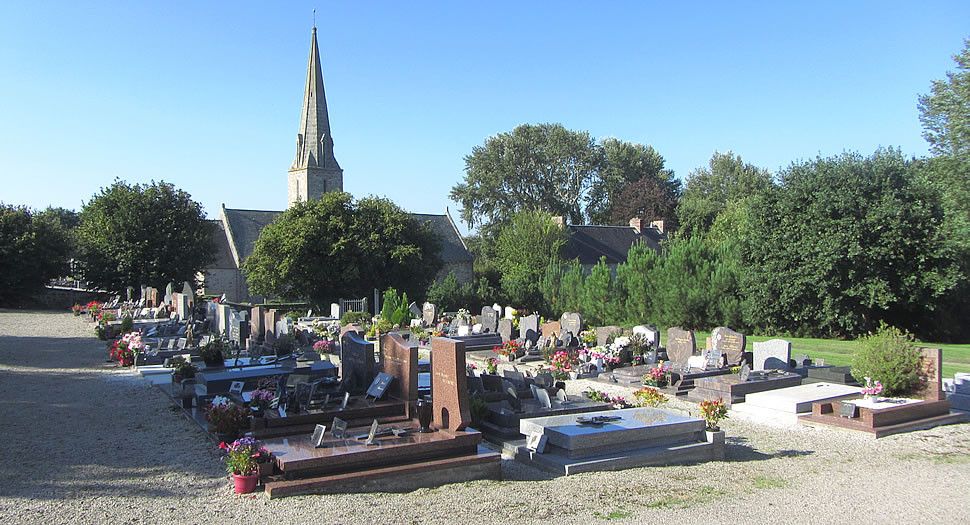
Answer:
xmin=634 ymin=386 xmax=668 ymax=407
xmin=698 ymin=397 xmax=729 ymax=432
xmin=167 ymin=356 xmax=198 ymax=406
xmin=641 ymin=363 xmax=671 ymax=388
xmin=200 ymin=338 xmax=227 ymax=367
xmin=312 ymin=339 xmax=335 ymax=354
xmin=249 ymin=388 xmax=275 ymax=415
xmin=483 ymin=357 xmax=499 ymax=375
xmin=579 ymin=330 xmax=597 ymax=348
xmin=220 ymin=437 xmax=273 ymax=493
xmin=494 ymin=340 xmax=522 ymax=362
xmin=72 ymin=304 xmax=82 ymax=316
xmin=205 ymin=396 xmax=250 ymax=443
xmin=861 ymin=377 xmax=884 ymax=402
xmin=109 ymin=332 xmax=143 ymax=367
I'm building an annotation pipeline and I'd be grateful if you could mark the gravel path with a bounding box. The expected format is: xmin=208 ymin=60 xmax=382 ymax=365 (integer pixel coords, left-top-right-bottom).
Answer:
xmin=1 ymin=310 xmax=968 ymax=524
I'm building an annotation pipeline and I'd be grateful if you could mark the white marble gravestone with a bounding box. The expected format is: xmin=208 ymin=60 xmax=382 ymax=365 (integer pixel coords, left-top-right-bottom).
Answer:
xmin=753 ymin=339 xmax=792 ymax=371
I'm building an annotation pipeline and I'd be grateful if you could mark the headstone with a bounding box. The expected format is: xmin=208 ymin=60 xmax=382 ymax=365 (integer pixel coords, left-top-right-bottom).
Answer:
xmin=217 ymin=304 xmax=232 ymax=336
xmin=431 ymin=337 xmax=472 ymax=432
xmin=175 ymin=293 xmax=191 ymax=322
xmin=792 ymin=354 xmax=812 ymax=368
xmin=535 ymin=387 xmax=553 ymax=408
xmin=702 ymin=348 xmax=723 ymax=369
xmin=408 ymin=302 xmax=422 ymax=319
xmin=481 ymin=374 xmax=504 ymax=392
xmin=534 ymin=372 xmax=554 ymax=389
xmin=556 ymin=389 xmax=569 ymax=403
xmin=560 ymin=313 xmax=583 ymax=342
xmin=596 ymin=326 xmax=622 ymax=347
xmin=422 ymin=302 xmax=437 ymax=327
xmin=504 ymin=306 xmax=517 ymax=319
xmin=520 ymin=314 xmax=539 ymax=346
xmin=250 ymin=306 xmax=265 ymax=341
xmin=498 ymin=319 xmax=514 ymax=343
xmin=666 ymin=327 xmax=696 ymax=364
xmin=340 ymin=327 xmax=375 ymax=395
xmin=480 ymin=307 xmax=498 ymax=334
xmin=468 ymin=376 xmax=485 ymax=394
xmin=380 ymin=333 xmax=418 ymax=418
xmin=753 ymin=339 xmax=792 ymax=371
xmin=503 ymin=369 xmax=526 ymax=383
xmin=330 ymin=303 xmax=340 ymax=319
xmin=711 ymin=327 xmax=746 ymax=367
xmin=914 ymin=348 xmax=944 ymax=401
xmin=541 ymin=321 xmax=562 ymax=339
xmin=164 ymin=282 xmax=174 ymax=305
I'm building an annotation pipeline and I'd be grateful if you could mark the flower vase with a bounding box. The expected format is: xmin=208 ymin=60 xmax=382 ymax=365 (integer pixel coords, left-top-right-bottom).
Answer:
xmin=416 ymin=397 xmax=434 ymax=433
xmin=232 ymin=472 xmax=259 ymax=494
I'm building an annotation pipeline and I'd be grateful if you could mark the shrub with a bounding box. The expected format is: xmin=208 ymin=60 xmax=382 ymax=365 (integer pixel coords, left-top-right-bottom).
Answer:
xmin=468 ymin=396 xmax=490 ymax=427
xmin=341 ymin=311 xmax=372 ymax=327
xmin=120 ymin=315 xmax=134 ymax=333
xmin=851 ymin=323 xmax=923 ymax=396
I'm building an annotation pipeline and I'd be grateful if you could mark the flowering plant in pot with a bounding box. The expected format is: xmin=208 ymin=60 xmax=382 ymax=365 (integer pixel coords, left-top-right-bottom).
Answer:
xmin=641 ymin=363 xmax=671 ymax=387
xmin=465 ymin=362 xmax=477 ymax=376
xmin=205 ymin=396 xmax=250 ymax=439
xmin=634 ymin=387 xmax=668 ymax=407
xmin=220 ymin=437 xmax=272 ymax=493
xmin=167 ymin=356 xmax=197 ymax=383
xmin=109 ymin=332 xmax=144 ymax=367
xmin=72 ymin=304 xmax=82 ymax=316
xmin=484 ymin=357 xmax=499 ymax=375
xmin=199 ymin=338 xmax=227 ymax=366
xmin=861 ymin=377 xmax=884 ymax=400
xmin=494 ymin=340 xmax=522 ymax=360
xmin=698 ymin=397 xmax=729 ymax=431
xmin=249 ymin=389 xmax=275 ymax=413
xmin=548 ymin=351 xmax=574 ymax=381
xmin=312 ymin=339 xmax=335 ymax=354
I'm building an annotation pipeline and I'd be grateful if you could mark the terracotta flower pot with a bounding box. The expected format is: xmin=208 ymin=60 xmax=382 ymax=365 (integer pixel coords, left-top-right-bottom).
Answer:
xmin=232 ymin=472 xmax=259 ymax=494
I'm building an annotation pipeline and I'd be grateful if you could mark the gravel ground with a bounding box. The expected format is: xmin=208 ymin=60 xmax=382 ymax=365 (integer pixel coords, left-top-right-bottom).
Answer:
xmin=1 ymin=310 xmax=968 ymax=524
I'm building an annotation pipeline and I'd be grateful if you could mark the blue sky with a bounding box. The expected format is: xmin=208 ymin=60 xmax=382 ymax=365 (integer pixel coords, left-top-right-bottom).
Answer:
xmin=1 ymin=2 xmax=968 ymax=235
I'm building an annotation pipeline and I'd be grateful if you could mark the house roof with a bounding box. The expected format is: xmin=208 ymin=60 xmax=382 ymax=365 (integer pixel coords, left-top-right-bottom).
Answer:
xmin=562 ymin=224 xmax=664 ymax=265
xmin=217 ymin=207 xmax=472 ymax=269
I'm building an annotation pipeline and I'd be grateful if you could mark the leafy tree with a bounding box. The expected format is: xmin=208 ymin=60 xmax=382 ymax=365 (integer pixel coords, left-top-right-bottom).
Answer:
xmin=589 ymin=138 xmax=679 ymax=225
xmin=450 ymin=123 xmax=603 ymax=234
xmin=609 ymin=175 xmax=679 ymax=230
xmin=243 ymin=192 xmax=442 ymax=307
xmin=677 ymin=151 xmax=773 ymax=235
xmin=742 ymin=149 xmax=960 ymax=337
xmin=494 ymin=210 xmax=569 ymax=310
xmin=426 ymin=271 xmax=477 ymax=312
xmin=75 ymin=180 xmax=212 ymax=294
xmin=918 ymin=38 xmax=970 ymax=162
xmin=0 ymin=204 xmax=73 ymax=305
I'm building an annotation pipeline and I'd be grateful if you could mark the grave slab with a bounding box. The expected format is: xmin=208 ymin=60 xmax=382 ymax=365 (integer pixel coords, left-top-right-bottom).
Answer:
xmin=732 ymin=382 xmax=862 ymax=424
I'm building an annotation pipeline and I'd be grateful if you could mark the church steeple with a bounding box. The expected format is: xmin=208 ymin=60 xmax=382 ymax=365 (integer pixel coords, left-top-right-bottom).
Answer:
xmin=288 ymin=26 xmax=343 ymax=207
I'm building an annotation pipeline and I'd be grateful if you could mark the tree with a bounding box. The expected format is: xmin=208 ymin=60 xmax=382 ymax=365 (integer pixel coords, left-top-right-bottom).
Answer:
xmin=677 ymin=151 xmax=773 ymax=235
xmin=450 ymin=123 xmax=604 ymax=234
xmin=75 ymin=180 xmax=213 ymax=294
xmin=742 ymin=149 xmax=960 ymax=337
xmin=493 ymin=210 xmax=569 ymax=311
xmin=617 ymin=241 xmax=663 ymax=323
xmin=0 ymin=204 xmax=72 ymax=305
xmin=918 ymin=38 xmax=970 ymax=162
xmin=609 ymin=175 xmax=679 ymax=229
xmin=590 ymin=138 xmax=680 ymax=225
xmin=426 ymin=271 xmax=477 ymax=312
xmin=243 ymin=192 xmax=442 ymax=307
xmin=580 ymin=257 xmax=623 ymax=325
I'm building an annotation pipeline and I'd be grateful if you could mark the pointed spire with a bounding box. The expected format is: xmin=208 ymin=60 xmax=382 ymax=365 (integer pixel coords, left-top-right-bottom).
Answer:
xmin=291 ymin=27 xmax=340 ymax=171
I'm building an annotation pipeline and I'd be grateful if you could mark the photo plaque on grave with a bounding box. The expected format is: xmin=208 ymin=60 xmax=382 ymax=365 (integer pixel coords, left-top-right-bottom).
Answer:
xmin=229 ymin=381 xmax=244 ymax=394
xmin=332 ymin=417 xmax=348 ymax=439
xmin=365 ymin=372 xmax=394 ymax=400
xmin=364 ymin=419 xmax=380 ymax=446
xmin=526 ymin=433 xmax=548 ymax=453
xmin=839 ymin=402 xmax=859 ymax=418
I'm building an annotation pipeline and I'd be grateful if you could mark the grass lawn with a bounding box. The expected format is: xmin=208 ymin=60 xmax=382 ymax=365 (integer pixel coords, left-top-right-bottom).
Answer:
xmin=688 ymin=331 xmax=970 ymax=378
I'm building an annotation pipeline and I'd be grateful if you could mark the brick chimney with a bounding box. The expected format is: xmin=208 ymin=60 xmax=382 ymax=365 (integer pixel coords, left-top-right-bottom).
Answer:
xmin=650 ymin=219 xmax=665 ymax=234
xmin=629 ymin=217 xmax=643 ymax=233
xmin=552 ymin=216 xmax=565 ymax=228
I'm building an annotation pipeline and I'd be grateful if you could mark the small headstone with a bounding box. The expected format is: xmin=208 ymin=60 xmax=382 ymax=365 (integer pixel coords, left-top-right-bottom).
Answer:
xmin=753 ymin=339 xmax=792 ymax=371
xmin=792 ymin=354 xmax=811 ymax=368
xmin=541 ymin=321 xmax=562 ymax=339
xmin=505 ymin=384 xmax=521 ymax=412
xmin=666 ymin=327 xmax=696 ymax=364
xmin=632 ymin=325 xmax=660 ymax=347
xmin=711 ymin=327 xmax=746 ymax=367
xmin=738 ymin=363 xmax=751 ymax=382
xmin=480 ymin=307 xmax=498 ymax=333
xmin=596 ymin=326 xmax=622 ymax=347
xmin=408 ymin=302 xmax=422 ymax=319
xmin=481 ymin=374 xmax=504 ymax=392
xmin=560 ymin=312 xmax=583 ymax=341
xmin=504 ymin=306 xmax=517 ymax=319
xmin=839 ymin=402 xmax=859 ymax=418
xmin=520 ymin=314 xmax=539 ymax=346
xmin=311 ymin=424 xmax=327 ymax=447
xmin=503 ymin=369 xmax=525 ymax=383
xmin=498 ymin=319 xmax=514 ymax=343
xmin=556 ymin=389 xmax=568 ymax=403
xmin=422 ymin=302 xmax=437 ymax=327
xmin=467 ymin=376 xmax=485 ymax=394
xmin=535 ymin=388 xmax=553 ymax=408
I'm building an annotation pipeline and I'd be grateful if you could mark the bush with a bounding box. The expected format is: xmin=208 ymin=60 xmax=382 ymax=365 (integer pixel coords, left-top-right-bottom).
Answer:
xmin=468 ymin=396 xmax=490 ymax=428
xmin=341 ymin=311 xmax=372 ymax=327
xmin=120 ymin=315 xmax=134 ymax=333
xmin=851 ymin=323 xmax=923 ymax=396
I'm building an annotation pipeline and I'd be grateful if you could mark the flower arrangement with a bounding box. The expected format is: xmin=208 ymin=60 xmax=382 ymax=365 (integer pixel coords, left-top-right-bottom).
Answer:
xmin=466 ymin=363 xmax=477 ymax=375
xmin=456 ymin=308 xmax=472 ymax=324
xmin=109 ymin=332 xmax=144 ymax=367
xmin=205 ymin=396 xmax=251 ymax=434
xmin=166 ymin=356 xmax=197 ymax=382
xmin=219 ymin=437 xmax=271 ymax=476
xmin=549 ymin=350 xmax=574 ymax=381
xmin=585 ymin=388 xmax=633 ymax=409
xmin=86 ymin=301 xmax=102 ymax=316
xmin=484 ymin=357 xmax=499 ymax=375
xmin=72 ymin=304 xmax=82 ymax=316
xmin=200 ymin=338 xmax=227 ymax=364
xmin=249 ymin=389 xmax=275 ymax=411
xmin=642 ymin=363 xmax=671 ymax=387
xmin=98 ymin=311 xmax=116 ymax=324
xmin=257 ymin=375 xmax=282 ymax=391
xmin=494 ymin=340 xmax=522 ymax=359
xmin=634 ymin=387 xmax=668 ymax=407
xmin=579 ymin=330 xmax=597 ymax=347
xmin=698 ymin=397 xmax=729 ymax=431
xmin=861 ymin=377 xmax=884 ymax=399
xmin=313 ymin=339 xmax=335 ymax=354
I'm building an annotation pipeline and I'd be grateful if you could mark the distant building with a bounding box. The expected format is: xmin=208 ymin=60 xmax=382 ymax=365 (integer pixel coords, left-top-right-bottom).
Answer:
xmin=559 ymin=217 xmax=667 ymax=272
xmin=200 ymin=26 xmax=472 ymax=302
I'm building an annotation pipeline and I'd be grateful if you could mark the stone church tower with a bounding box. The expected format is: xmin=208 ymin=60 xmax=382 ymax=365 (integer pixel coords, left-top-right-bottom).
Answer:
xmin=287 ymin=27 xmax=343 ymax=207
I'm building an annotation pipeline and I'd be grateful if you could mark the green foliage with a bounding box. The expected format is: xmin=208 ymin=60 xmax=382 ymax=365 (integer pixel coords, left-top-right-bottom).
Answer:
xmin=851 ymin=323 xmax=923 ymax=396
xmin=274 ymin=333 xmax=297 ymax=356
xmin=425 ymin=271 xmax=477 ymax=312
xmin=677 ymin=151 xmax=773 ymax=236
xmin=120 ymin=315 xmax=134 ymax=333
xmin=581 ymin=257 xmax=621 ymax=325
xmin=341 ymin=311 xmax=372 ymax=327
xmin=919 ymin=38 xmax=970 ymax=162
xmin=468 ymin=396 xmax=490 ymax=427
xmin=743 ymin=149 xmax=960 ymax=337
xmin=381 ymin=287 xmax=411 ymax=326
xmin=609 ymin=175 xmax=679 ymax=230
xmin=74 ymin=180 xmax=212 ymax=294
xmin=450 ymin=123 xmax=604 ymax=233
xmin=494 ymin=210 xmax=569 ymax=311
xmin=243 ymin=192 xmax=442 ymax=308
xmin=0 ymin=204 xmax=72 ymax=305
xmin=617 ymin=242 xmax=663 ymax=323
xmin=590 ymin=137 xmax=680 ymax=226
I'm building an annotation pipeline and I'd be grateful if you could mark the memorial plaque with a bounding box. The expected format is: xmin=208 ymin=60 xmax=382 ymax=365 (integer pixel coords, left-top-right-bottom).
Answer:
xmin=364 ymin=419 xmax=380 ymax=446
xmin=503 ymin=369 xmax=526 ymax=383
xmin=431 ymin=337 xmax=472 ymax=432
xmin=753 ymin=339 xmax=792 ymax=371
xmin=311 ymin=424 xmax=327 ymax=447
xmin=556 ymin=389 xmax=569 ymax=403
xmin=739 ymin=363 xmax=751 ymax=382
xmin=520 ymin=314 xmax=539 ymax=346
xmin=666 ymin=327 xmax=696 ymax=364
xmin=366 ymin=372 xmax=394 ymax=400
xmin=535 ymin=388 xmax=553 ymax=408
xmin=332 ymin=417 xmax=348 ymax=438
xmin=526 ymin=433 xmax=548 ymax=453
xmin=839 ymin=402 xmax=859 ymax=418
xmin=711 ymin=327 xmax=746 ymax=367
xmin=703 ymin=348 xmax=723 ymax=369
xmin=229 ymin=381 xmax=244 ymax=394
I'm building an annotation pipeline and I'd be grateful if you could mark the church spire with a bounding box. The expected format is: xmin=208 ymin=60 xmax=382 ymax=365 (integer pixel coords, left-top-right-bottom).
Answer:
xmin=291 ymin=27 xmax=340 ymax=171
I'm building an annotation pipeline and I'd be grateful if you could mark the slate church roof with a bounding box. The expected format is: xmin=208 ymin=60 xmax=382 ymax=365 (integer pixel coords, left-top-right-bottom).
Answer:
xmin=561 ymin=224 xmax=665 ymax=265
